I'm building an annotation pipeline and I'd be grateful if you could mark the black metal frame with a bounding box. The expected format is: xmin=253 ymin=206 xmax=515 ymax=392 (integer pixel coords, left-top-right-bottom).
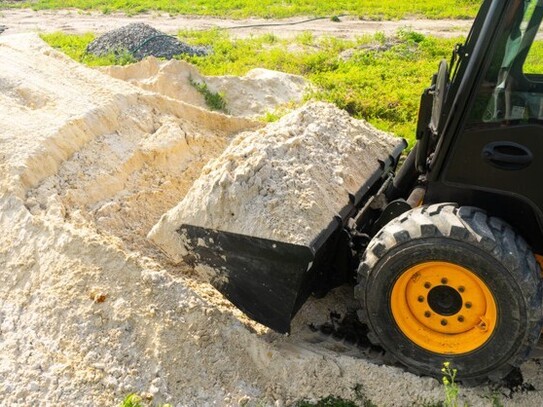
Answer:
xmin=421 ymin=0 xmax=543 ymax=251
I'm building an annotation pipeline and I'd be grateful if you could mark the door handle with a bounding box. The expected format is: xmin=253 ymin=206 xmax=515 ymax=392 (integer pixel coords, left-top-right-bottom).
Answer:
xmin=482 ymin=141 xmax=533 ymax=170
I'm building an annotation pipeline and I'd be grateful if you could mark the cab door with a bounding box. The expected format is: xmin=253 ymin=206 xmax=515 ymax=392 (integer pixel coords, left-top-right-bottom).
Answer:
xmin=429 ymin=0 xmax=543 ymax=250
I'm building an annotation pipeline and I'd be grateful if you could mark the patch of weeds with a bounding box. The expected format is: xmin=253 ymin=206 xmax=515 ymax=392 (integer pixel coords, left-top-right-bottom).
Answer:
xmin=261 ymin=102 xmax=299 ymax=123
xmin=262 ymin=33 xmax=279 ymax=45
xmin=397 ymin=27 xmax=426 ymax=44
xmin=190 ymin=79 xmax=228 ymax=112
xmin=39 ymin=32 xmax=136 ymax=66
xmin=119 ymin=393 xmax=172 ymax=407
xmin=373 ymin=31 xmax=387 ymax=46
xmin=106 ymin=49 xmax=137 ymax=65
xmin=442 ymin=362 xmax=461 ymax=407
xmin=262 ymin=111 xmax=282 ymax=122
xmin=485 ymin=392 xmax=504 ymax=407
xmin=296 ymin=31 xmax=315 ymax=46
xmin=120 ymin=394 xmax=144 ymax=407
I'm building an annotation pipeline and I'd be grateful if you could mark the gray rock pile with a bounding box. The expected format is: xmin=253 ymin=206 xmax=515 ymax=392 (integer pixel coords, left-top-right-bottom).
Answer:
xmin=86 ymin=23 xmax=209 ymax=60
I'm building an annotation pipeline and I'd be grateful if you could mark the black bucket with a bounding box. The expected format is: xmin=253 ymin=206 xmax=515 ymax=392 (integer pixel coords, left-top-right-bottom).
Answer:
xmin=178 ymin=140 xmax=406 ymax=333
xmin=178 ymin=221 xmax=339 ymax=333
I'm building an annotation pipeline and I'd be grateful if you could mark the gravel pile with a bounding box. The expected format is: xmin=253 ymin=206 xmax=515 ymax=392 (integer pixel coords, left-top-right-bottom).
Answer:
xmin=86 ymin=23 xmax=209 ymax=60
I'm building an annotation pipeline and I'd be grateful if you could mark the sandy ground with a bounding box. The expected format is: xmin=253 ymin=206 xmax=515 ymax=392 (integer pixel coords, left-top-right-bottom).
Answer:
xmin=1 ymin=9 xmax=543 ymax=407
xmin=0 ymin=8 xmax=473 ymax=39
xmin=1 ymin=32 xmax=543 ymax=407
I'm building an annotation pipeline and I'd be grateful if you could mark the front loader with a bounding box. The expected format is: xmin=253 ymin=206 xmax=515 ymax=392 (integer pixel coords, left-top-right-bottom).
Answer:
xmin=177 ymin=0 xmax=543 ymax=383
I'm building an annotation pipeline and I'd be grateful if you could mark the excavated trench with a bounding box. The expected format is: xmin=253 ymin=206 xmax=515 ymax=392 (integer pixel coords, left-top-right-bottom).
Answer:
xmin=26 ymin=96 xmax=238 ymax=254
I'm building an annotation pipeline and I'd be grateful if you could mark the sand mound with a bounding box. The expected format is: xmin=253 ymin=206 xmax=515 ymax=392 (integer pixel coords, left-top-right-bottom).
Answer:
xmin=148 ymin=102 xmax=398 ymax=263
xmin=103 ymin=57 xmax=308 ymax=117
xmin=1 ymin=33 xmax=542 ymax=407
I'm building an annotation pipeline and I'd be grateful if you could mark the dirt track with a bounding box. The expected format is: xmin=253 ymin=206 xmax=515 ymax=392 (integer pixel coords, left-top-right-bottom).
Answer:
xmin=0 ymin=8 xmax=473 ymax=38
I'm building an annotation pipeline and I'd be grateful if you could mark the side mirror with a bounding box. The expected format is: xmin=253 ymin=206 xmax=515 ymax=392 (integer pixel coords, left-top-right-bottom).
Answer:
xmin=415 ymin=87 xmax=433 ymax=173
xmin=415 ymin=60 xmax=449 ymax=173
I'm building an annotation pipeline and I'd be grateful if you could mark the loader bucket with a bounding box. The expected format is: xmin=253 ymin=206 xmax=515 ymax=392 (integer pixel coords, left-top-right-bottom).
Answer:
xmin=178 ymin=139 xmax=406 ymax=333
xmin=178 ymin=218 xmax=344 ymax=334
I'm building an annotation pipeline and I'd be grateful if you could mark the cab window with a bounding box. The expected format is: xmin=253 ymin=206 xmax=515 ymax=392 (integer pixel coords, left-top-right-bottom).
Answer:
xmin=468 ymin=0 xmax=543 ymax=125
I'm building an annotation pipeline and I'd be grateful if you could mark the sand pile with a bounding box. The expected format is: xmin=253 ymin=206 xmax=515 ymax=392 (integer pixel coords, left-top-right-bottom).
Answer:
xmin=103 ymin=57 xmax=308 ymax=117
xmin=148 ymin=102 xmax=398 ymax=263
xmin=1 ymin=33 xmax=543 ymax=407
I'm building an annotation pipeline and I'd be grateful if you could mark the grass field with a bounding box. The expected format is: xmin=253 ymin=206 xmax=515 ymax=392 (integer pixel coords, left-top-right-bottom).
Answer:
xmin=41 ymin=29 xmax=461 ymax=145
xmin=8 ymin=0 xmax=480 ymax=19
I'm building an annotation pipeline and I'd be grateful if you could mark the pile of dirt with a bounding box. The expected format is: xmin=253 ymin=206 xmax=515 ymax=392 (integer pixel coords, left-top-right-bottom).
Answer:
xmin=86 ymin=22 xmax=209 ymax=60
xmin=148 ymin=102 xmax=398 ymax=262
xmin=102 ymin=57 xmax=309 ymax=117
xmin=2 ymin=32 xmax=543 ymax=407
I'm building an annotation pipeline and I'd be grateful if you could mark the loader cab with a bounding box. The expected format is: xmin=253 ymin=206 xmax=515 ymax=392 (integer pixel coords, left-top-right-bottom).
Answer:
xmin=424 ymin=0 xmax=543 ymax=252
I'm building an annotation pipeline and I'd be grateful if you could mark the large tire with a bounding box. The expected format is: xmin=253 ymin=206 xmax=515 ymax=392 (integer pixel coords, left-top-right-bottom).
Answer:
xmin=354 ymin=203 xmax=543 ymax=383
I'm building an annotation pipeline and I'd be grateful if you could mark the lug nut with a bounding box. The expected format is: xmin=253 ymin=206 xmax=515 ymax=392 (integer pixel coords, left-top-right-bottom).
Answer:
xmin=458 ymin=316 xmax=465 ymax=322
xmin=465 ymin=302 xmax=472 ymax=309
xmin=441 ymin=319 xmax=448 ymax=326
xmin=424 ymin=282 xmax=431 ymax=289
xmin=424 ymin=311 xmax=431 ymax=318
xmin=418 ymin=296 xmax=424 ymax=303
xmin=458 ymin=286 xmax=465 ymax=293
xmin=441 ymin=278 xmax=448 ymax=284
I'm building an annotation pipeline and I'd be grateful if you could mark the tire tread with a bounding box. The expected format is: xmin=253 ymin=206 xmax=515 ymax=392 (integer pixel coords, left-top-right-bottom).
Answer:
xmin=354 ymin=203 xmax=543 ymax=384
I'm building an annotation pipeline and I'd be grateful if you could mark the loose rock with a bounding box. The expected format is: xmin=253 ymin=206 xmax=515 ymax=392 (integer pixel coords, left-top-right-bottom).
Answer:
xmin=86 ymin=22 xmax=209 ymax=60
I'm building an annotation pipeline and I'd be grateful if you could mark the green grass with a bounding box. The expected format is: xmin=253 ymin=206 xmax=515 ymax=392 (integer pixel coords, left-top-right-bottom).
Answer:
xmin=525 ymin=40 xmax=543 ymax=73
xmin=6 ymin=0 xmax=480 ymax=20
xmin=40 ymin=29 xmax=461 ymax=145
xmin=119 ymin=394 xmax=144 ymax=407
xmin=39 ymin=32 xmax=136 ymax=66
xmin=177 ymin=28 xmax=460 ymax=144
xmin=119 ymin=394 xmax=173 ymax=407
xmin=190 ymin=79 xmax=228 ymax=112
xmin=295 ymin=396 xmax=359 ymax=407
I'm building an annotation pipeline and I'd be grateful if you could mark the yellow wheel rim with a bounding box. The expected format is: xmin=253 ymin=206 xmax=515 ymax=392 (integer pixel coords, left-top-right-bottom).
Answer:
xmin=391 ymin=261 xmax=497 ymax=354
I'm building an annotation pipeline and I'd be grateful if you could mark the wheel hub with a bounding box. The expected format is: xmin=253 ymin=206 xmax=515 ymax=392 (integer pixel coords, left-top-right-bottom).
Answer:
xmin=391 ymin=261 xmax=497 ymax=354
xmin=427 ymin=285 xmax=463 ymax=316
